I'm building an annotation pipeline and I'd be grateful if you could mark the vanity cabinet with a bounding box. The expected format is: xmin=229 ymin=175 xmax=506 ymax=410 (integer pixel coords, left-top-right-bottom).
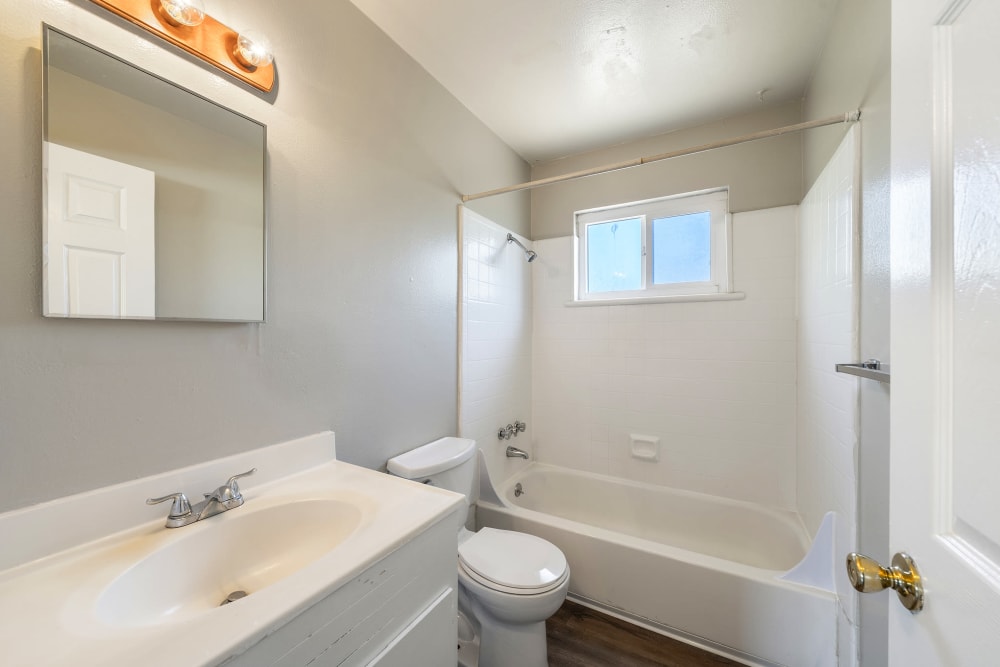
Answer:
xmin=222 ymin=512 xmax=459 ymax=667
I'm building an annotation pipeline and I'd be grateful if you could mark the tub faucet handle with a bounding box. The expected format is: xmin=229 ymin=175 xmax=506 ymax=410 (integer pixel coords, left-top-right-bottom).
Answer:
xmin=514 ymin=420 xmax=526 ymax=435
xmin=498 ymin=424 xmax=514 ymax=440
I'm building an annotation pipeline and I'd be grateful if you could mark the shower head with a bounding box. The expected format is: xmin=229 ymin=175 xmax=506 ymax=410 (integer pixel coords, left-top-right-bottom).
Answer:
xmin=507 ymin=233 xmax=538 ymax=263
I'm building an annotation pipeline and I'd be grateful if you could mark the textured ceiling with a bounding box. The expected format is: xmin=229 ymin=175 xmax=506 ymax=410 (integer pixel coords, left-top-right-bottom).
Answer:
xmin=349 ymin=0 xmax=841 ymax=162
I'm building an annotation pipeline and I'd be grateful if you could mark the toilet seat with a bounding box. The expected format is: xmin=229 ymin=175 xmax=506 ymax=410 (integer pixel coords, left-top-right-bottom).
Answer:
xmin=459 ymin=560 xmax=569 ymax=596
xmin=458 ymin=528 xmax=568 ymax=595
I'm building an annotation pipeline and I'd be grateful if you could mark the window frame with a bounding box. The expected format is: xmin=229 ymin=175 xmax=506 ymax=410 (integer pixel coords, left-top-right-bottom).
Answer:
xmin=574 ymin=187 xmax=733 ymax=302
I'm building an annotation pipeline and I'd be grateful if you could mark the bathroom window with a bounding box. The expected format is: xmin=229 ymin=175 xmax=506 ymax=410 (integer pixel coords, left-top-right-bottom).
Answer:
xmin=574 ymin=188 xmax=733 ymax=303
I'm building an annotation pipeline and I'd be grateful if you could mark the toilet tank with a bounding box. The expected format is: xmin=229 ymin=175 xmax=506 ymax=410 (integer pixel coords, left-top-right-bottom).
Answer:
xmin=387 ymin=437 xmax=477 ymax=503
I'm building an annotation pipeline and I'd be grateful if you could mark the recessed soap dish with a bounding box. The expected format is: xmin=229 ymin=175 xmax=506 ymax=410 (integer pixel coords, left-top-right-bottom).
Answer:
xmin=630 ymin=434 xmax=660 ymax=462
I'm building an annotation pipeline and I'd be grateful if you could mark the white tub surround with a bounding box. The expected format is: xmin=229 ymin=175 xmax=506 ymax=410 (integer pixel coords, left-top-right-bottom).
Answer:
xmin=531 ymin=206 xmax=798 ymax=510
xmin=0 ymin=432 xmax=465 ymax=667
xmin=477 ymin=463 xmax=838 ymax=667
xmin=797 ymin=127 xmax=861 ymax=665
xmin=459 ymin=207 xmax=534 ymax=490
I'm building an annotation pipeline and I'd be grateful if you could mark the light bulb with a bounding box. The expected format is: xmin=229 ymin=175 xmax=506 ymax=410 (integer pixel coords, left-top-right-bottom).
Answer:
xmin=159 ymin=0 xmax=206 ymax=27
xmin=234 ymin=30 xmax=274 ymax=69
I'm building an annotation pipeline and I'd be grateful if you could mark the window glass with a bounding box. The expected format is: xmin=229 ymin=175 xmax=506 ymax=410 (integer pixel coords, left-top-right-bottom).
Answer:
xmin=652 ymin=212 xmax=711 ymax=284
xmin=574 ymin=188 xmax=730 ymax=302
xmin=586 ymin=217 xmax=642 ymax=293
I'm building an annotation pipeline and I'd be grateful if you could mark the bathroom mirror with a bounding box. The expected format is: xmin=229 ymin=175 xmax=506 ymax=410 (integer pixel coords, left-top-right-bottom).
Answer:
xmin=42 ymin=26 xmax=266 ymax=322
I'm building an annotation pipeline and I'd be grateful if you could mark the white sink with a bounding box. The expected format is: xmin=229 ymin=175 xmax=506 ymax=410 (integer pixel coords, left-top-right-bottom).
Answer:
xmin=94 ymin=498 xmax=362 ymax=627
xmin=0 ymin=432 xmax=466 ymax=667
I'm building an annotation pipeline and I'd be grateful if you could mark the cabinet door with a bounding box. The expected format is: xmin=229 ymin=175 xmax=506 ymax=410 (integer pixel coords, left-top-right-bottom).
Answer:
xmin=366 ymin=589 xmax=457 ymax=667
xmin=220 ymin=512 xmax=461 ymax=667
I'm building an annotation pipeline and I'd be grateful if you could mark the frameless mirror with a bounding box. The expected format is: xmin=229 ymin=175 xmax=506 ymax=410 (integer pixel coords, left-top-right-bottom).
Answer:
xmin=42 ymin=26 xmax=266 ymax=322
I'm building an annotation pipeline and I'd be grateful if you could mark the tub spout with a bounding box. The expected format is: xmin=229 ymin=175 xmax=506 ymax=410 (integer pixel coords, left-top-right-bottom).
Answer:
xmin=506 ymin=445 xmax=529 ymax=459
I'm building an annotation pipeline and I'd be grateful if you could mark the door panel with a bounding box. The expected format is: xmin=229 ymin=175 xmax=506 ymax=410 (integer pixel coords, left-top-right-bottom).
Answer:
xmin=950 ymin=0 xmax=1000 ymax=561
xmin=44 ymin=142 xmax=155 ymax=318
xmin=890 ymin=0 xmax=1000 ymax=663
xmin=65 ymin=247 xmax=123 ymax=317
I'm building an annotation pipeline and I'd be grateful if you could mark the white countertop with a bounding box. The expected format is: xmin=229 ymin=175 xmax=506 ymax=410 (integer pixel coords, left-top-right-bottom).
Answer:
xmin=0 ymin=433 xmax=464 ymax=666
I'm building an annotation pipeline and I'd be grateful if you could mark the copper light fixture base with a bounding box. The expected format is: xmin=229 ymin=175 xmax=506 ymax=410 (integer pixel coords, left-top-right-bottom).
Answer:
xmin=88 ymin=0 xmax=274 ymax=92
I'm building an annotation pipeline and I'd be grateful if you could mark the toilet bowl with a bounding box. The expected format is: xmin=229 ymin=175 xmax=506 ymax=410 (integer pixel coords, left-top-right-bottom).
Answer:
xmin=458 ymin=527 xmax=570 ymax=667
xmin=387 ymin=437 xmax=569 ymax=667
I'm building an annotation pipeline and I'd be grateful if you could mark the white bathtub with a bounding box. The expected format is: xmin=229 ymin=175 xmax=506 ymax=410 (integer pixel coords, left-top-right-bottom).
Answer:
xmin=476 ymin=462 xmax=838 ymax=667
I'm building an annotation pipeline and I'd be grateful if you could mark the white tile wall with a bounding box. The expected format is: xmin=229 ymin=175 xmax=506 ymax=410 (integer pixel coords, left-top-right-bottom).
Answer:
xmin=459 ymin=208 xmax=533 ymax=486
xmin=797 ymin=127 xmax=860 ymax=667
xmin=462 ymin=177 xmax=859 ymax=661
xmin=531 ymin=206 xmax=799 ymax=509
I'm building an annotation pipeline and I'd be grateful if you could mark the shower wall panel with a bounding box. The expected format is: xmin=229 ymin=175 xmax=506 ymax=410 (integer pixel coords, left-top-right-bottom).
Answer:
xmin=796 ymin=127 xmax=860 ymax=667
xmin=458 ymin=208 xmax=534 ymax=488
xmin=530 ymin=207 xmax=798 ymax=510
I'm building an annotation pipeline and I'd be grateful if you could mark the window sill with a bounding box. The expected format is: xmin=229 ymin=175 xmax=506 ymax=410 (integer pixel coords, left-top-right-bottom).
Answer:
xmin=566 ymin=291 xmax=746 ymax=307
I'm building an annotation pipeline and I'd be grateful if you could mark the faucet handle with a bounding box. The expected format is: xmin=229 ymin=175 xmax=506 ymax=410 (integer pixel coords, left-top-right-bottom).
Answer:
xmin=146 ymin=492 xmax=192 ymax=519
xmin=225 ymin=468 xmax=257 ymax=499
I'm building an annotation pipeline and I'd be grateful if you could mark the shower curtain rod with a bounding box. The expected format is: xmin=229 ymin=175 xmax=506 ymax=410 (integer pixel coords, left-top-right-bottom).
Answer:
xmin=461 ymin=110 xmax=861 ymax=202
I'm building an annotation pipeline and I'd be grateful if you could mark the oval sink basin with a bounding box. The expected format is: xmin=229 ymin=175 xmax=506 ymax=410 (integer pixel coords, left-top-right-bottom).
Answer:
xmin=94 ymin=498 xmax=362 ymax=627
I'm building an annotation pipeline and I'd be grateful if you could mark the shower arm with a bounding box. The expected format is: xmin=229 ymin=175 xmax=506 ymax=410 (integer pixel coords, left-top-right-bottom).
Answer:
xmin=506 ymin=233 xmax=529 ymax=253
xmin=506 ymin=233 xmax=538 ymax=262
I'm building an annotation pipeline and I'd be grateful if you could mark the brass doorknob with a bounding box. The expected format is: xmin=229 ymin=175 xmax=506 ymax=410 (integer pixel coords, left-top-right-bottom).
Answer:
xmin=846 ymin=552 xmax=924 ymax=612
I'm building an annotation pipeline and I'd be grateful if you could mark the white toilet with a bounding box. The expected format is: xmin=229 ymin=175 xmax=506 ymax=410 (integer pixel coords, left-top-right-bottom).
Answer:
xmin=387 ymin=437 xmax=569 ymax=667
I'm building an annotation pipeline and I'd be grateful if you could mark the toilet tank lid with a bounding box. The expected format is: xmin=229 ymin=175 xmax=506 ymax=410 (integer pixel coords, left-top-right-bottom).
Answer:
xmin=387 ymin=437 xmax=477 ymax=479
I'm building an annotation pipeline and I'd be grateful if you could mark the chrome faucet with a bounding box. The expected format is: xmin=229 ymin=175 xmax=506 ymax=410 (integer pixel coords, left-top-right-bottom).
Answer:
xmin=506 ymin=445 xmax=529 ymax=459
xmin=146 ymin=468 xmax=256 ymax=528
xmin=498 ymin=420 xmax=527 ymax=441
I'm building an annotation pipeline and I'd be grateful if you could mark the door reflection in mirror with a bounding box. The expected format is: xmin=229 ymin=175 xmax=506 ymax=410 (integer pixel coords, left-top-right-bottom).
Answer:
xmin=43 ymin=26 xmax=266 ymax=322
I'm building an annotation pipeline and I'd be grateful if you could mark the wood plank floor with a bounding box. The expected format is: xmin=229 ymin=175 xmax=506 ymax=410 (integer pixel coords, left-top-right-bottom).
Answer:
xmin=546 ymin=600 xmax=742 ymax=667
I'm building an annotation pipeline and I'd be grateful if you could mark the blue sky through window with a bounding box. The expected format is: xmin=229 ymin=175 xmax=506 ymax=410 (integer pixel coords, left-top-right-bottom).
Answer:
xmin=652 ymin=212 xmax=711 ymax=284
xmin=586 ymin=217 xmax=642 ymax=292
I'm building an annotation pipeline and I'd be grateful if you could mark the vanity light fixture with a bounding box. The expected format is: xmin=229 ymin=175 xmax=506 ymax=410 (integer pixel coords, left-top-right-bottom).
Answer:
xmin=87 ymin=0 xmax=276 ymax=92
xmin=234 ymin=29 xmax=274 ymax=69
xmin=158 ymin=0 xmax=205 ymax=27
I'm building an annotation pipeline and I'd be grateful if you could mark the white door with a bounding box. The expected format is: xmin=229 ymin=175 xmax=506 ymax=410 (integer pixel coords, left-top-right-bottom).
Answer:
xmin=889 ymin=0 xmax=1000 ymax=663
xmin=43 ymin=142 xmax=156 ymax=318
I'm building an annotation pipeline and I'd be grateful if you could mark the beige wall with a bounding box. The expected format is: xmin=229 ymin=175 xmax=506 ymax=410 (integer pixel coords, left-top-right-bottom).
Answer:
xmin=802 ymin=0 xmax=891 ymax=665
xmin=0 ymin=0 xmax=528 ymax=512
xmin=529 ymin=101 xmax=802 ymax=240
xmin=802 ymin=0 xmax=891 ymax=191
